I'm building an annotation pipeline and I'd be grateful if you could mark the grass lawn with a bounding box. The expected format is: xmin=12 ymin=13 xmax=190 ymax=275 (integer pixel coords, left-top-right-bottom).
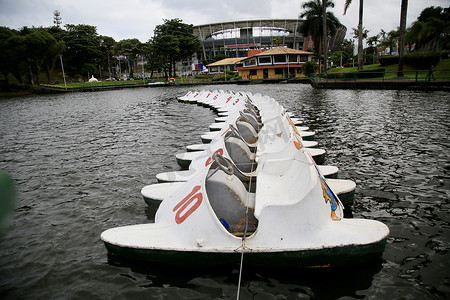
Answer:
xmin=326 ymin=59 xmax=450 ymax=81
xmin=40 ymin=80 xmax=149 ymax=89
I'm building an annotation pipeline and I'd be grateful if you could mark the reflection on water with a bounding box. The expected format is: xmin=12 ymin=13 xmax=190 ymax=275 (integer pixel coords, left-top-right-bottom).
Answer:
xmin=0 ymin=85 xmax=448 ymax=299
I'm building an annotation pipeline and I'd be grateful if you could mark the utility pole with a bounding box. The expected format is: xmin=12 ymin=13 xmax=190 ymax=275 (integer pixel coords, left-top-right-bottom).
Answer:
xmin=59 ymin=54 xmax=67 ymax=90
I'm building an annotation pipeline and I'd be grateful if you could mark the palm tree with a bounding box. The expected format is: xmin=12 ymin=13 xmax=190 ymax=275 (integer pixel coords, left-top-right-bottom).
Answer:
xmin=383 ymin=30 xmax=399 ymax=55
xmin=300 ymin=0 xmax=341 ymax=73
xmin=322 ymin=0 xmax=327 ymax=73
xmin=344 ymin=0 xmax=364 ymax=71
xmin=398 ymin=0 xmax=408 ymax=77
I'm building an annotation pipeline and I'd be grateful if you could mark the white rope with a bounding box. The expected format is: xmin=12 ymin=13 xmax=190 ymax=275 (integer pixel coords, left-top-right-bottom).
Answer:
xmin=236 ymin=104 xmax=259 ymax=300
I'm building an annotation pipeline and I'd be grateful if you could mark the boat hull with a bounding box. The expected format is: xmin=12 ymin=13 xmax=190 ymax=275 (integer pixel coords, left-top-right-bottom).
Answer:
xmin=104 ymin=238 xmax=387 ymax=268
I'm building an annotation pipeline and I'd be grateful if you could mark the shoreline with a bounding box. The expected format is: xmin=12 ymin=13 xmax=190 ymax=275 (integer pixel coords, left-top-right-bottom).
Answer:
xmin=2 ymin=79 xmax=450 ymax=97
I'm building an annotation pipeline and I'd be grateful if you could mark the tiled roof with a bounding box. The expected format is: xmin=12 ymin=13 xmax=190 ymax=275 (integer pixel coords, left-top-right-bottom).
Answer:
xmin=206 ymin=57 xmax=247 ymax=67
xmin=252 ymin=46 xmax=313 ymax=56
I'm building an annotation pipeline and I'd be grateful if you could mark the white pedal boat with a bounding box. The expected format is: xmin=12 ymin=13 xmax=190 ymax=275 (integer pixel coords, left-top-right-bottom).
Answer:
xmin=102 ymin=149 xmax=389 ymax=267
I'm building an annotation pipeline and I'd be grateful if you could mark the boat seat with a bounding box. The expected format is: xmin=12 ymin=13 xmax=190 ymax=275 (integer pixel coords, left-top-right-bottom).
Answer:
xmin=236 ymin=120 xmax=258 ymax=144
xmin=225 ymin=136 xmax=257 ymax=173
xmin=206 ymin=167 xmax=258 ymax=237
xmin=238 ymin=111 xmax=261 ymax=132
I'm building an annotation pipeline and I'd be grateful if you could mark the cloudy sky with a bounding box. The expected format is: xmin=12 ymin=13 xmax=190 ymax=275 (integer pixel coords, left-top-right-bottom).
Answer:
xmin=0 ymin=0 xmax=448 ymax=42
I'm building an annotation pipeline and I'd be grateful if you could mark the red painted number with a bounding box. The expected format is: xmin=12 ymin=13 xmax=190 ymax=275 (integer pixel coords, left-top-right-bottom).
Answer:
xmin=173 ymin=185 xmax=202 ymax=224
xmin=205 ymin=148 xmax=224 ymax=166
xmin=226 ymin=96 xmax=233 ymax=103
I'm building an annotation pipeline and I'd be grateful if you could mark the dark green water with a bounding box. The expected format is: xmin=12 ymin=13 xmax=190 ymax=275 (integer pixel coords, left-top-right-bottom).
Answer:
xmin=0 ymin=84 xmax=448 ymax=299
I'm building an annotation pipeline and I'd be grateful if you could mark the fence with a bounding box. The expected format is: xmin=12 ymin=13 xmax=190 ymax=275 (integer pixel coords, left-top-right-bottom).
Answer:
xmin=312 ymin=69 xmax=450 ymax=83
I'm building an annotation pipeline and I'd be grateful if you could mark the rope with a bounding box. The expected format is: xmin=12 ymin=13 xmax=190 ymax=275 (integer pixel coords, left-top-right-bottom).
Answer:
xmin=236 ymin=100 xmax=259 ymax=300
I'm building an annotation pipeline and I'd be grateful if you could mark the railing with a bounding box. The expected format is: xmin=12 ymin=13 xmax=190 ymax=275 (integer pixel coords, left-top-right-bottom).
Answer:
xmin=312 ymin=69 xmax=450 ymax=83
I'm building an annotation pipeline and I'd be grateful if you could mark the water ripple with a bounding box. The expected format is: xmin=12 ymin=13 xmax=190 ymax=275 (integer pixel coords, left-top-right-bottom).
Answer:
xmin=0 ymin=85 xmax=449 ymax=299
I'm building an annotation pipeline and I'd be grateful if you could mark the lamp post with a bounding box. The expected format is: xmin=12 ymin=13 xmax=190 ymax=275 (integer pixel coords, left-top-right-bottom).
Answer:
xmin=59 ymin=54 xmax=67 ymax=90
xmin=141 ymin=55 xmax=145 ymax=84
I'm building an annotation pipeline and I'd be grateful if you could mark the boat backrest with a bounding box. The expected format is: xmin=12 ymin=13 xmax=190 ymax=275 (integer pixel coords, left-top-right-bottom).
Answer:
xmin=225 ymin=136 xmax=256 ymax=173
xmin=237 ymin=112 xmax=260 ymax=132
xmin=206 ymin=168 xmax=258 ymax=236
xmin=236 ymin=120 xmax=258 ymax=144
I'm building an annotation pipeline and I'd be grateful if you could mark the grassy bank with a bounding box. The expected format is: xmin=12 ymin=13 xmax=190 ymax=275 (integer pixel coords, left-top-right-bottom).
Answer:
xmin=40 ymin=80 xmax=149 ymax=89
xmin=326 ymin=58 xmax=450 ymax=81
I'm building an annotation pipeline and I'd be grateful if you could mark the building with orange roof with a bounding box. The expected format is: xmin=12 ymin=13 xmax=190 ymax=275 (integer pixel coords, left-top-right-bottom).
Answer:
xmin=236 ymin=46 xmax=314 ymax=80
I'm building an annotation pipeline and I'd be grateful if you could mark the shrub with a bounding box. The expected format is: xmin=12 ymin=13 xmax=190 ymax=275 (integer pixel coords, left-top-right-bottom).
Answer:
xmin=379 ymin=56 xmax=399 ymax=66
xmin=441 ymin=50 xmax=449 ymax=59
xmin=212 ymin=70 xmax=238 ymax=81
xmin=404 ymin=52 xmax=440 ymax=69
xmin=343 ymin=62 xmax=358 ymax=68
xmin=379 ymin=52 xmax=441 ymax=69
xmin=356 ymin=68 xmax=385 ymax=78
xmin=302 ymin=60 xmax=317 ymax=75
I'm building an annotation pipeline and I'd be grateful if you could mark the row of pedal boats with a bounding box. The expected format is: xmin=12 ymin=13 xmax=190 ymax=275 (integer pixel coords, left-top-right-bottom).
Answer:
xmin=101 ymin=90 xmax=390 ymax=267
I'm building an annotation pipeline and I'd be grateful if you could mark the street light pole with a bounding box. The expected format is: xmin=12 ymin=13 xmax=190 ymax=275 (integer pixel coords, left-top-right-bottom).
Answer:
xmin=141 ymin=55 xmax=145 ymax=84
xmin=59 ymin=54 xmax=67 ymax=90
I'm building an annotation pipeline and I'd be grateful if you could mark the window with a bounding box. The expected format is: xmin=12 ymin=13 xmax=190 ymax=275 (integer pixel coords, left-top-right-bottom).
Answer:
xmin=258 ymin=56 xmax=272 ymax=65
xmin=300 ymin=55 xmax=308 ymax=62
xmin=275 ymin=68 xmax=283 ymax=75
xmin=244 ymin=58 xmax=257 ymax=67
xmin=274 ymin=55 xmax=287 ymax=64
xmin=288 ymin=55 xmax=298 ymax=63
xmin=249 ymin=69 xmax=257 ymax=76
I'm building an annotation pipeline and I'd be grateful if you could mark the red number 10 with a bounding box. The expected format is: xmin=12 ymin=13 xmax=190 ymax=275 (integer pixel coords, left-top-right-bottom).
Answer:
xmin=173 ymin=185 xmax=202 ymax=224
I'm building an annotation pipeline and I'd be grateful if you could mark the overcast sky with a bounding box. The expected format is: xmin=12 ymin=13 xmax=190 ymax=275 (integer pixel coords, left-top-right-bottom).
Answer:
xmin=0 ymin=0 xmax=448 ymax=42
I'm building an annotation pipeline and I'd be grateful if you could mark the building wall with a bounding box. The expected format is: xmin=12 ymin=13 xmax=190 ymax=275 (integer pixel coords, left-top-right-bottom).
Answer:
xmin=238 ymin=66 xmax=305 ymax=80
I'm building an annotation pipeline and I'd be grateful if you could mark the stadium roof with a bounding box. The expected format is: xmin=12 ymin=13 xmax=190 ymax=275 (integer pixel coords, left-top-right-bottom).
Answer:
xmin=194 ymin=19 xmax=302 ymax=39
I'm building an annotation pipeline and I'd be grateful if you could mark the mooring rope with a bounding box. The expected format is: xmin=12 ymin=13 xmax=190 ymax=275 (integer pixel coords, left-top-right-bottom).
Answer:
xmin=236 ymin=103 xmax=259 ymax=300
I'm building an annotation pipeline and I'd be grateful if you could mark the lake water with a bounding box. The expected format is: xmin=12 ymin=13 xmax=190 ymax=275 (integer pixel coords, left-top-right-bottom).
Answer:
xmin=0 ymin=84 xmax=448 ymax=299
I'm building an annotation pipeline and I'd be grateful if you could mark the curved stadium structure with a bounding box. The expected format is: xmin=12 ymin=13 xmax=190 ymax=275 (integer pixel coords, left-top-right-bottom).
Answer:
xmin=194 ymin=19 xmax=305 ymax=61
xmin=194 ymin=19 xmax=346 ymax=62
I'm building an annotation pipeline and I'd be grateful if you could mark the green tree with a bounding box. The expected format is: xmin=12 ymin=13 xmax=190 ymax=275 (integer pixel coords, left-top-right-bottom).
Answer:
xmin=344 ymin=0 xmax=364 ymax=70
xmin=152 ymin=18 xmax=201 ymax=77
xmin=23 ymin=28 xmax=64 ymax=84
xmin=6 ymin=34 xmax=27 ymax=84
xmin=63 ymin=24 xmax=102 ymax=78
xmin=273 ymin=36 xmax=282 ymax=46
xmin=99 ymin=35 xmax=116 ymax=79
xmin=418 ymin=6 xmax=445 ymax=22
xmin=383 ymin=30 xmax=399 ymax=55
xmin=330 ymin=50 xmax=349 ymax=66
xmin=300 ymin=0 xmax=341 ymax=72
xmin=302 ymin=59 xmax=318 ymax=75
xmin=114 ymin=38 xmax=144 ymax=79
xmin=0 ymin=27 xmax=16 ymax=85
xmin=406 ymin=6 xmax=450 ymax=52
xmin=398 ymin=0 xmax=408 ymax=77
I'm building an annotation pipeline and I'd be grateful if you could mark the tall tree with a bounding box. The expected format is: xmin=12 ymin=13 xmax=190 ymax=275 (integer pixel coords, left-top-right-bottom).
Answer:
xmin=345 ymin=0 xmax=364 ymax=70
xmin=322 ymin=0 xmax=328 ymax=73
xmin=0 ymin=27 xmax=16 ymax=85
xmin=383 ymin=29 xmax=400 ymax=55
xmin=99 ymin=35 xmax=115 ymax=79
xmin=152 ymin=19 xmax=201 ymax=77
xmin=23 ymin=28 xmax=64 ymax=84
xmin=63 ymin=24 xmax=102 ymax=78
xmin=114 ymin=38 xmax=142 ymax=79
xmin=398 ymin=0 xmax=408 ymax=77
xmin=300 ymin=0 xmax=341 ymax=73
